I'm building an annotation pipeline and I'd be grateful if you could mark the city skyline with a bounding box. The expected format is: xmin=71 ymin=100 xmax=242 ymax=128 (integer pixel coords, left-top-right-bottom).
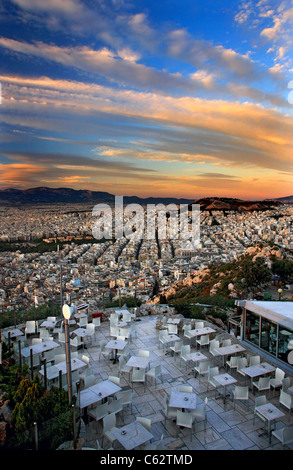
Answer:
xmin=0 ymin=0 xmax=293 ymax=200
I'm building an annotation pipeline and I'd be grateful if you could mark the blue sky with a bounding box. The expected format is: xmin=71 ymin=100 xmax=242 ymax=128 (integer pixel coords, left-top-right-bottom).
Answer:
xmin=0 ymin=0 xmax=292 ymax=199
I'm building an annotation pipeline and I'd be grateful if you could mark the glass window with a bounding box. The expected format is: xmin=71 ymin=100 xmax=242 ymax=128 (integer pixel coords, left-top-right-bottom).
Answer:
xmin=260 ymin=318 xmax=277 ymax=356
xmin=278 ymin=327 xmax=293 ymax=364
xmin=245 ymin=310 xmax=260 ymax=346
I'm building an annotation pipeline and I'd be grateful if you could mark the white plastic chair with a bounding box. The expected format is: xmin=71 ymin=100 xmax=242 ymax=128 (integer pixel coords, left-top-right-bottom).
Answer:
xmin=83 ymin=374 xmax=96 ymax=389
xmin=222 ymin=339 xmax=232 ymax=347
xmin=102 ymin=412 xmax=118 ymax=448
xmin=253 ymin=395 xmax=267 ymax=425
xmin=168 ymin=324 xmax=178 ymax=335
xmin=272 ymin=426 xmax=293 ymax=448
xmin=178 ymin=385 xmax=193 ymax=393
xmin=253 ymin=376 xmax=271 ymax=395
xmin=249 ymin=355 xmax=261 ymax=366
xmin=132 ymin=368 xmax=146 ymax=392
xmin=180 ymin=344 xmax=191 ymax=369
xmin=176 ymin=410 xmax=194 ymax=441
xmin=163 ymin=393 xmax=178 ymax=424
xmin=209 ymin=340 xmax=220 ymax=359
xmin=170 ymin=340 xmax=183 ymax=360
xmin=226 ymin=355 xmax=238 ymax=372
xmin=117 ymin=388 xmax=133 ymax=413
xmin=93 ymin=317 xmax=101 ymax=328
xmin=195 ymin=321 xmax=204 ymax=329
xmin=118 ymin=356 xmax=132 ymax=379
xmin=207 ymin=366 xmax=219 ymax=391
xmin=136 ymin=416 xmax=152 ymax=432
xmin=282 ymin=377 xmax=291 ymax=393
xmin=191 ymin=397 xmax=208 ymax=431
xmin=108 ymin=375 xmax=120 ymax=386
xmin=146 ymin=364 xmax=162 ymax=387
xmin=88 ymin=402 xmax=109 ymax=425
xmin=194 ymin=360 xmax=210 ymax=381
xmin=99 ymin=340 xmax=112 ymax=361
xmin=159 ymin=330 xmax=169 ymax=350
xmin=270 ymin=368 xmax=285 ymax=396
xmin=115 ymin=388 xmax=133 ymax=414
xmin=196 ymin=334 xmax=210 ymax=350
xmin=232 ymin=385 xmax=249 ymax=410
xmin=279 ymin=390 xmax=293 ymax=419
xmin=108 ymin=397 xmax=123 ymax=420
xmin=236 ymin=357 xmax=248 ymax=379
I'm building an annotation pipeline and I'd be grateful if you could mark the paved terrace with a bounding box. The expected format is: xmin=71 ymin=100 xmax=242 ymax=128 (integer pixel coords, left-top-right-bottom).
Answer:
xmin=75 ymin=316 xmax=293 ymax=451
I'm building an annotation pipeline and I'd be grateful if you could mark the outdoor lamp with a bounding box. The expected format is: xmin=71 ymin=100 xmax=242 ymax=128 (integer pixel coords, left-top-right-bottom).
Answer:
xmin=62 ymin=304 xmax=73 ymax=402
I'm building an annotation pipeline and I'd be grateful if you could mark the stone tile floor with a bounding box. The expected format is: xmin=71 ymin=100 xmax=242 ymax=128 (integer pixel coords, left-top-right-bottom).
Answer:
xmin=77 ymin=316 xmax=293 ymax=451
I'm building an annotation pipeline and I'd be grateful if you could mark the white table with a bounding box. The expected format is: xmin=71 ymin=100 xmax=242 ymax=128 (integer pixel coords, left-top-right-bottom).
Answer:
xmin=79 ymin=380 xmax=122 ymax=408
xmin=169 ymin=390 xmax=197 ymax=410
xmin=165 ymin=334 xmax=181 ymax=344
xmin=187 ymin=351 xmax=208 ymax=364
xmin=213 ymin=344 xmax=246 ymax=367
xmin=112 ymin=421 xmax=153 ymax=450
xmin=214 ymin=373 xmax=237 ymax=404
xmin=39 ymin=357 xmax=87 ymax=381
xmin=126 ymin=356 xmax=150 ymax=370
xmin=21 ymin=340 xmax=59 ymax=358
xmin=167 ymin=318 xmax=181 ymax=325
xmin=188 ymin=327 xmax=216 ymax=338
xmin=2 ymin=328 xmax=24 ymax=340
xmin=241 ymin=362 xmax=276 ymax=389
xmin=105 ymin=339 xmax=127 ymax=363
xmin=72 ymin=328 xmax=93 ymax=338
xmin=40 ymin=320 xmax=57 ymax=329
xmin=255 ymin=403 xmax=285 ymax=443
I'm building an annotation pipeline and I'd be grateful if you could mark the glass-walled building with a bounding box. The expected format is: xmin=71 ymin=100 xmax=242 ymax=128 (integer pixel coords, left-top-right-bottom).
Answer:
xmin=235 ymin=300 xmax=293 ymax=366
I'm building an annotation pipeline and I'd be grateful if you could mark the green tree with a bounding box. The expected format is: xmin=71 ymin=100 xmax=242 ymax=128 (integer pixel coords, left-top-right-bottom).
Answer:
xmin=272 ymin=259 xmax=293 ymax=283
xmin=237 ymin=256 xmax=272 ymax=295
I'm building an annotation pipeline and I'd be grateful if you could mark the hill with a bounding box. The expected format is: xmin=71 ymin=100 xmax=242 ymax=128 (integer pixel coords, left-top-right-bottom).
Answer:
xmin=267 ymin=195 xmax=293 ymax=204
xmin=0 ymin=187 xmax=193 ymax=206
xmin=188 ymin=197 xmax=282 ymax=212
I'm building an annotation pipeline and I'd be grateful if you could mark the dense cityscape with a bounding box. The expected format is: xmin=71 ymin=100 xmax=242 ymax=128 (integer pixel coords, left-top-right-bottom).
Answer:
xmin=1 ymin=202 xmax=292 ymax=313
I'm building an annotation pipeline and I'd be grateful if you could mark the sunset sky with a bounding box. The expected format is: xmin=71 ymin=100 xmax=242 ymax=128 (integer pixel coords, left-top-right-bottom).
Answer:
xmin=0 ymin=0 xmax=292 ymax=200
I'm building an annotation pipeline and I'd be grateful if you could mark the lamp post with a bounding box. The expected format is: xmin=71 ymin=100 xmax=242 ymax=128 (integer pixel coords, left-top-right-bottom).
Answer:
xmin=278 ymin=288 xmax=283 ymax=301
xmin=62 ymin=304 xmax=73 ymax=403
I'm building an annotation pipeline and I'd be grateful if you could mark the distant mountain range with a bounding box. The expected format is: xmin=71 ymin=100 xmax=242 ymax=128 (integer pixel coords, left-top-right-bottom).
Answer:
xmin=0 ymin=187 xmax=290 ymax=209
xmin=0 ymin=187 xmax=193 ymax=206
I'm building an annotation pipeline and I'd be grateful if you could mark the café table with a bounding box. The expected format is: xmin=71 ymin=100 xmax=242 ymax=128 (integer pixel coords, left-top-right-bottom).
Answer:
xmin=167 ymin=318 xmax=181 ymax=325
xmin=255 ymin=403 xmax=285 ymax=443
xmin=187 ymin=351 xmax=208 ymax=364
xmin=105 ymin=339 xmax=128 ymax=364
xmin=40 ymin=320 xmax=57 ymax=329
xmin=39 ymin=357 xmax=87 ymax=382
xmin=213 ymin=344 xmax=246 ymax=367
xmin=241 ymin=362 xmax=276 ymax=390
xmin=126 ymin=355 xmax=150 ymax=370
xmin=169 ymin=389 xmax=197 ymax=411
xmin=213 ymin=373 xmax=237 ymax=404
xmin=112 ymin=421 xmax=154 ymax=450
xmin=165 ymin=334 xmax=181 ymax=346
xmin=187 ymin=327 xmax=216 ymax=347
xmin=21 ymin=340 xmax=59 ymax=358
xmin=72 ymin=327 xmax=93 ymax=338
xmin=2 ymin=328 xmax=24 ymax=340
xmin=79 ymin=379 xmax=122 ymax=409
